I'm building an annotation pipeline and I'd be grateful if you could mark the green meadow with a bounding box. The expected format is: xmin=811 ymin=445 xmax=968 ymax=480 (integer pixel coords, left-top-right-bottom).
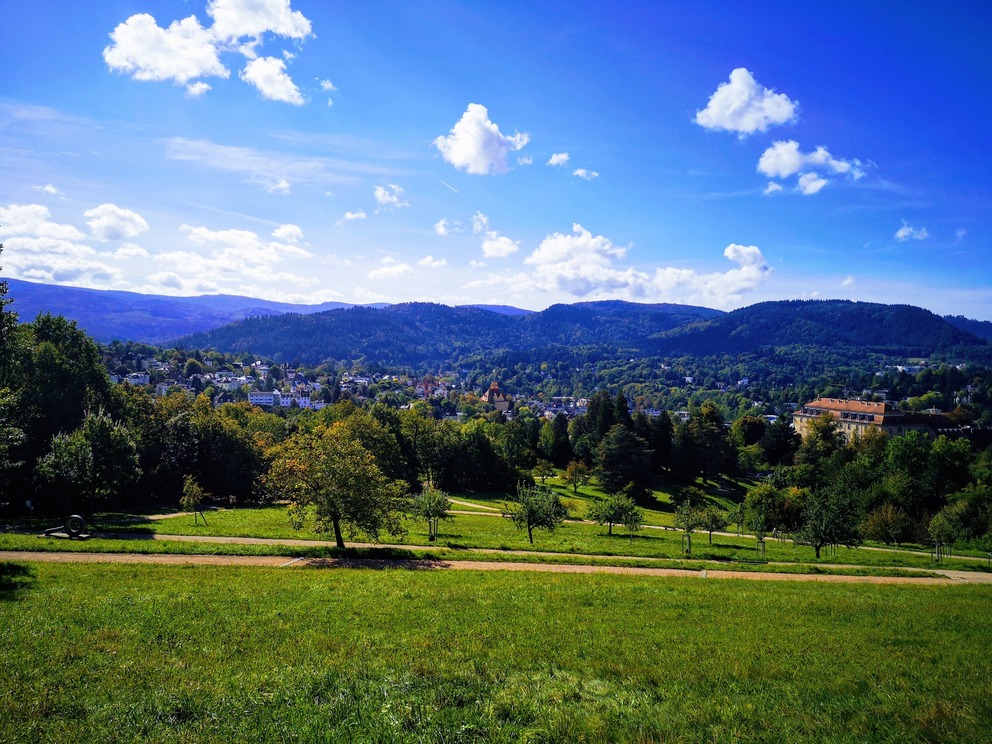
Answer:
xmin=2 ymin=561 xmax=990 ymax=742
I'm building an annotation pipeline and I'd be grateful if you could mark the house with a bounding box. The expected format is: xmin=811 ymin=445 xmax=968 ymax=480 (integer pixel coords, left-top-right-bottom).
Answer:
xmin=480 ymin=381 xmax=510 ymax=412
xmin=793 ymin=398 xmax=963 ymax=441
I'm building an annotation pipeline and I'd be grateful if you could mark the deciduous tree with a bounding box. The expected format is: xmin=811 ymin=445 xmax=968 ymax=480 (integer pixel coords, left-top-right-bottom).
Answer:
xmin=503 ymin=484 xmax=567 ymax=544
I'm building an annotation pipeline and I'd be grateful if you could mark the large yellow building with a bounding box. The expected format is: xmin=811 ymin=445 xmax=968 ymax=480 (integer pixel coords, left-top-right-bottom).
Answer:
xmin=793 ymin=398 xmax=960 ymax=440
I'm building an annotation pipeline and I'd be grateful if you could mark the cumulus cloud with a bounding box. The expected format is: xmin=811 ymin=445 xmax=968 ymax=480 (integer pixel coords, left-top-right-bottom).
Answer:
xmin=418 ymin=255 xmax=447 ymax=268
xmin=432 ymin=103 xmax=529 ymax=175
xmin=103 ymin=13 xmax=227 ymax=85
xmin=318 ymin=78 xmax=337 ymax=91
xmin=547 ymin=152 xmax=570 ymax=167
xmin=368 ymin=257 xmax=413 ymax=280
xmin=895 ymin=221 xmax=929 ymax=242
xmin=573 ymin=168 xmax=599 ymax=180
xmin=33 ymin=184 xmax=62 ymax=197
xmin=434 ymin=218 xmax=461 ymax=236
xmin=240 ymin=57 xmax=305 ymax=104
xmin=272 ymin=223 xmax=303 ymax=242
xmin=695 ymin=68 xmax=798 ymax=136
xmin=757 ymin=140 xmax=864 ymax=195
xmin=84 ymin=203 xmax=150 ymax=241
xmin=955 ymin=228 xmax=967 ymax=241
xmin=103 ymin=0 xmax=314 ymax=103
xmin=112 ymin=243 xmax=151 ymax=259
xmin=797 ymin=172 xmax=828 ymax=195
xmin=373 ymin=184 xmax=409 ymax=211
xmin=337 ymin=210 xmax=367 ymax=225
xmin=472 ymin=211 xmax=489 ymax=235
xmin=185 ymin=81 xmax=212 ymax=97
xmin=842 ymin=275 xmax=855 ymax=287
xmin=481 ymin=232 xmax=520 ymax=258
xmin=763 ymin=182 xmax=783 ymax=195
xmin=497 ymin=224 xmax=772 ymax=307
xmin=517 ymin=156 xmax=533 ymax=166
xmin=0 ymin=204 xmax=84 ymax=240
xmin=469 ymin=259 xmax=487 ymax=269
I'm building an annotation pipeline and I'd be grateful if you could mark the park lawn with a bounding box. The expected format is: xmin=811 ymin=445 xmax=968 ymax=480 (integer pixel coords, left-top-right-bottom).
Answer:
xmin=1 ymin=561 xmax=990 ymax=742
xmin=112 ymin=506 xmax=989 ymax=573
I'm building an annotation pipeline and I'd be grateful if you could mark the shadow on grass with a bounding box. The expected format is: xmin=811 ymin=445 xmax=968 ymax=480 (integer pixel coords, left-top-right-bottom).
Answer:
xmin=306 ymin=547 xmax=449 ymax=571
xmin=0 ymin=562 xmax=36 ymax=598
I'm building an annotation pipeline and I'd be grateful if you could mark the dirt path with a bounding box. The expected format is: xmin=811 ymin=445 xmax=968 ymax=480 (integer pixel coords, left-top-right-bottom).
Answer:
xmin=5 ymin=549 xmax=986 ymax=585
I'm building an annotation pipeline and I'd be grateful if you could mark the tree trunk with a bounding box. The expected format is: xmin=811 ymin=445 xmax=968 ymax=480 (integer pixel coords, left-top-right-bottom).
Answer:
xmin=527 ymin=524 xmax=534 ymax=544
xmin=608 ymin=522 xmax=613 ymax=535
xmin=709 ymin=530 xmax=713 ymax=544
xmin=814 ymin=545 xmax=821 ymax=559
xmin=332 ymin=518 xmax=345 ymax=549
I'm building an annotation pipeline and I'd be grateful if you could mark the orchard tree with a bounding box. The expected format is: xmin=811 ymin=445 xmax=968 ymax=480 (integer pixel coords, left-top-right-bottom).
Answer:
xmin=266 ymin=422 xmax=408 ymax=549
xmin=588 ymin=493 xmax=642 ymax=536
xmin=503 ymin=484 xmax=567 ymax=544
xmin=700 ymin=505 xmax=729 ymax=544
xmin=674 ymin=502 xmax=703 ymax=555
xmin=793 ymin=488 xmax=862 ymax=559
xmin=532 ymin=459 xmax=556 ymax=483
xmin=409 ymin=482 xmax=452 ymax=541
xmin=563 ymin=460 xmax=592 ymax=494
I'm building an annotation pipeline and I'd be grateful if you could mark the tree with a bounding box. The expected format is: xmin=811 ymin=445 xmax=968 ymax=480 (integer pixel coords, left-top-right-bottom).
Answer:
xmin=266 ymin=422 xmax=408 ymax=549
xmin=861 ymin=503 xmax=911 ymax=545
xmin=532 ymin=459 xmax=556 ymax=483
xmin=503 ymin=484 xmax=567 ymax=544
xmin=928 ymin=502 xmax=967 ymax=561
xmin=36 ymin=410 xmax=141 ymax=518
xmin=409 ymin=482 xmax=452 ymax=541
xmin=563 ymin=460 xmax=591 ymax=494
xmin=596 ymin=424 xmax=653 ymax=494
xmin=674 ymin=502 xmax=703 ymax=555
xmin=686 ymin=401 xmax=728 ymax=482
xmin=588 ymin=493 xmax=642 ymax=536
xmin=181 ymin=475 xmax=209 ymax=525
xmin=793 ymin=488 xmax=862 ymax=559
xmin=700 ymin=505 xmax=729 ymax=544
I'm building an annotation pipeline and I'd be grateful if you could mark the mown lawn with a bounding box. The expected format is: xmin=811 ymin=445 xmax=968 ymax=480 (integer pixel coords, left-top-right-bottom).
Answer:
xmin=110 ymin=505 xmax=990 ymax=573
xmin=1 ymin=561 xmax=990 ymax=742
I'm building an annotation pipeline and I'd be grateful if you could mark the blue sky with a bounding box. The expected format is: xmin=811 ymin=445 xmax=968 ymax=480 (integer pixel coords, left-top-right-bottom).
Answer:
xmin=2 ymin=1 xmax=990 ymax=318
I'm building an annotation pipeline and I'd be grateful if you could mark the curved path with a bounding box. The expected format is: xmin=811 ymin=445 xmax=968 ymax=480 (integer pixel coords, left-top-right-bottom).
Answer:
xmin=3 ymin=547 xmax=988 ymax=585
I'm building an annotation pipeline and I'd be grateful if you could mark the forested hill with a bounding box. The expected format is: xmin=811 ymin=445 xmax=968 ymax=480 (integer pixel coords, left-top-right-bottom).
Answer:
xmin=654 ymin=300 xmax=988 ymax=357
xmin=173 ymin=301 xmax=722 ymax=365
xmin=172 ymin=298 xmax=988 ymax=367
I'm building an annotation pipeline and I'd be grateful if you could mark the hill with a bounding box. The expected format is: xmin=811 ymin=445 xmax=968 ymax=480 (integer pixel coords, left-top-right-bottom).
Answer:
xmin=172 ymin=298 xmax=988 ymax=368
xmin=654 ymin=300 xmax=987 ymax=358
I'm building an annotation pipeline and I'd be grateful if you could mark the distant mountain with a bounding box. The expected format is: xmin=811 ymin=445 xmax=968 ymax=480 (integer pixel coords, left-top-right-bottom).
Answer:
xmin=174 ymin=298 xmax=989 ymax=368
xmin=655 ymin=300 xmax=987 ymax=357
xmin=944 ymin=314 xmax=992 ymax=341
xmin=3 ymin=279 xmax=365 ymax=343
xmin=467 ymin=304 xmax=535 ymax=316
xmin=173 ymin=300 xmax=724 ymax=365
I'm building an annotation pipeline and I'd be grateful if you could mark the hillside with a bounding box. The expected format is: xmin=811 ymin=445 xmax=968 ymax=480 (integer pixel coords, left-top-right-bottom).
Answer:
xmin=173 ymin=301 xmax=723 ymax=365
xmin=172 ymin=298 xmax=988 ymax=368
xmin=654 ymin=300 xmax=987 ymax=358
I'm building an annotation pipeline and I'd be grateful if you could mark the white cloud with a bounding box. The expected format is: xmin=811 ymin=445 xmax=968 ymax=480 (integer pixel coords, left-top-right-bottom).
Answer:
xmin=0 ymin=204 xmax=84 ymax=241
xmin=763 ymin=182 xmax=783 ymax=195
xmin=517 ymin=156 xmax=533 ymax=166
xmin=573 ymin=168 xmax=599 ymax=180
xmin=104 ymin=13 xmax=227 ymax=85
xmin=434 ymin=218 xmax=461 ymax=236
xmin=481 ymin=232 xmax=520 ymax=258
xmin=955 ymin=228 xmax=967 ymax=241
xmin=32 ymin=184 xmax=61 ymax=197
xmin=267 ymin=178 xmax=291 ymax=194
xmin=338 ymin=210 xmax=367 ymax=224
xmin=472 ymin=211 xmax=489 ymax=235
xmin=695 ymin=68 xmax=798 ymax=135
xmin=368 ymin=257 xmax=413 ymax=280
xmin=842 ymin=275 xmax=855 ymax=287
xmin=84 ymin=203 xmax=150 ymax=241
xmin=318 ymin=78 xmax=336 ymax=91
xmin=185 ymin=81 xmax=212 ymax=97
xmin=547 ymin=152 xmax=570 ymax=167
xmin=207 ymin=0 xmax=312 ymax=42
xmin=112 ymin=243 xmax=151 ymax=259
xmin=797 ymin=172 xmax=828 ymax=195
xmin=469 ymin=259 xmax=487 ymax=269
xmin=373 ymin=184 xmax=409 ymax=211
xmin=104 ymin=1 xmax=314 ymax=103
xmin=895 ymin=221 xmax=929 ymax=242
xmin=418 ymin=255 xmax=447 ymax=268
xmin=240 ymin=57 xmax=304 ymax=104
xmin=432 ymin=103 xmax=529 ymax=175
xmin=757 ymin=140 xmax=864 ymax=195
xmin=272 ymin=223 xmax=303 ymax=242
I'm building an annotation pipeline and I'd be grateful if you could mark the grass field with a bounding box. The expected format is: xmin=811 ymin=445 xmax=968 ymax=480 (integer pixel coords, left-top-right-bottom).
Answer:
xmin=96 ymin=505 xmax=990 ymax=573
xmin=2 ymin=561 xmax=990 ymax=742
